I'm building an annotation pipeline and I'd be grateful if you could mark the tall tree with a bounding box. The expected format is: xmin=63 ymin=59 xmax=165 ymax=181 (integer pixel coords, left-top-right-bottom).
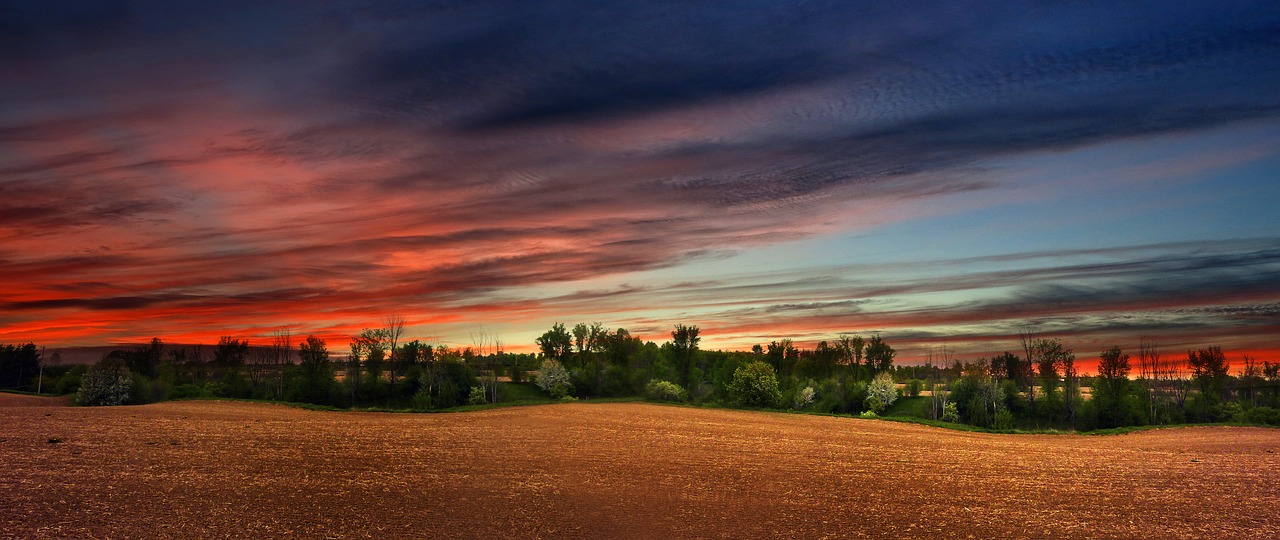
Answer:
xmin=835 ymin=334 xmax=865 ymax=376
xmin=1138 ymin=336 xmax=1160 ymax=424
xmin=384 ymin=315 xmax=406 ymax=392
xmin=297 ymin=335 xmax=332 ymax=405
xmin=271 ymin=327 xmax=291 ymax=400
xmin=536 ymin=323 xmax=573 ymax=364
xmin=1018 ymin=327 xmax=1040 ymax=408
xmin=864 ymin=335 xmax=896 ymax=375
xmin=1094 ymin=346 xmax=1131 ymax=428
xmin=1188 ymin=346 xmax=1230 ymax=410
xmin=212 ymin=337 xmax=248 ymax=378
xmin=671 ymin=324 xmax=701 ymax=388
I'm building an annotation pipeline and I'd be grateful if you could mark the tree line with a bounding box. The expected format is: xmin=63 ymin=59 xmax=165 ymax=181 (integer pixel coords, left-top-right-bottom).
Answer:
xmin=3 ymin=322 xmax=1278 ymax=430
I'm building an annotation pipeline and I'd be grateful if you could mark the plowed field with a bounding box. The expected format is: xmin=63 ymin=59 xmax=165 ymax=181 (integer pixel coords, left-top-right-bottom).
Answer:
xmin=3 ymin=401 xmax=1278 ymax=539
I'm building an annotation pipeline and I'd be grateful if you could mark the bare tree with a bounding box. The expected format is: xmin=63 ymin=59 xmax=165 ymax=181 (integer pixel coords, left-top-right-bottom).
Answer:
xmin=1241 ymin=354 xmax=1262 ymax=408
xmin=271 ymin=327 xmax=291 ymax=401
xmin=249 ymin=345 xmax=271 ymax=389
xmin=470 ymin=328 xmax=501 ymax=404
xmin=926 ymin=346 xmax=954 ymax=421
xmin=384 ymin=315 xmax=406 ymax=392
xmin=1018 ymin=326 xmax=1039 ymax=408
xmin=1138 ymin=336 xmax=1159 ymax=423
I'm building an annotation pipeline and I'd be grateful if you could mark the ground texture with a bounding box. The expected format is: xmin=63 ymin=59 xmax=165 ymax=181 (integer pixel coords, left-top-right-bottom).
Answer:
xmin=2 ymin=400 xmax=1278 ymax=539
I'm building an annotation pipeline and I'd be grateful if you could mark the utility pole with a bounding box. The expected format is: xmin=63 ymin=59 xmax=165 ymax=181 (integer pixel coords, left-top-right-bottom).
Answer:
xmin=38 ymin=345 xmax=45 ymax=394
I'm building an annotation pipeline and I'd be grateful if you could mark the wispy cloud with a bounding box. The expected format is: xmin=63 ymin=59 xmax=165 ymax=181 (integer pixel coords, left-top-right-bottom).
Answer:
xmin=1 ymin=2 xmax=1278 ymax=359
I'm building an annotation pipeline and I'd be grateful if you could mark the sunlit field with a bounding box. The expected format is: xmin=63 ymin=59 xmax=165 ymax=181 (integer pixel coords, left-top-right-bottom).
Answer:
xmin=3 ymin=399 xmax=1277 ymax=539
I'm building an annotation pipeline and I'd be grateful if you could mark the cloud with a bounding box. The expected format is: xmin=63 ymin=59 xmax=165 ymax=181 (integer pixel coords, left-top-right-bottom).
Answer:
xmin=1 ymin=1 xmax=1279 ymax=356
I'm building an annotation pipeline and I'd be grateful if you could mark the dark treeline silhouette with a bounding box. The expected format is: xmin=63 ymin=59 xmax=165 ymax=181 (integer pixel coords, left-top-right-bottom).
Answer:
xmin=5 ymin=322 xmax=1279 ymax=430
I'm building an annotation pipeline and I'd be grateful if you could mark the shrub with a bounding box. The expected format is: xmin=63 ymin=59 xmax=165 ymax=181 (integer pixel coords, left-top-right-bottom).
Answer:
xmin=794 ymin=385 xmax=816 ymax=410
xmin=1244 ymin=406 xmax=1280 ymax=426
xmin=644 ymin=379 xmax=687 ymax=402
xmin=864 ymin=372 xmax=898 ymax=414
xmin=467 ymin=385 xmax=488 ymax=405
xmin=994 ymin=409 xmax=1015 ymax=430
xmin=534 ymin=359 xmax=573 ymax=399
xmin=77 ymin=356 xmax=133 ymax=406
xmin=941 ymin=402 xmax=960 ymax=423
xmin=907 ymin=379 xmax=923 ymax=398
xmin=728 ymin=361 xmax=780 ymax=408
xmin=859 ymin=410 xmax=878 ymax=419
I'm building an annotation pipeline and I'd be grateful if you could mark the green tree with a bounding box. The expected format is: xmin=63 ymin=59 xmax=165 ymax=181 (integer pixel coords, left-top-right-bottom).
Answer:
xmin=0 ymin=343 xmax=41 ymax=390
xmin=78 ymin=354 xmax=133 ymax=406
xmin=534 ymin=359 xmax=573 ymax=399
xmin=536 ymin=323 xmax=573 ymax=364
xmin=1093 ymin=346 xmax=1132 ymax=428
xmin=671 ymin=324 xmax=701 ymax=388
xmin=835 ymin=334 xmax=865 ymax=376
xmin=295 ymin=335 xmax=333 ymax=405
xmin=728 ymin=360 xmax=780 ymax=408
xmin=865 ymin=371 xmax=898 ymax=414
xmin=212 ymin=337 xmax=249 ymax=380
xmin=864 ymin=335 xmax=896 ymax=375
xmin=1188 ymin=346 xmax=1230 ymax=417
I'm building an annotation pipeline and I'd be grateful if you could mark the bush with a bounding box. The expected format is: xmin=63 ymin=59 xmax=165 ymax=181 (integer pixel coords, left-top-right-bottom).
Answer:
xmin=467 ymin=385 xmax=488 ymax=405
xmin=534 ymin=359 xmax=573 ymax=399
xmin=728 ymin=361 xmax=780 ymax=408
xmin=994 ymin=409 xmax=1015 ymax=430
xmin=77 ymin=357 xmax=133 ymax=406
xmin=794 ymin=385 xmax=816 ymax=410
xmin=859 ymin=410 xmax=878 ymax=419
xmin=865 ymin=372 xmax=898 ymax=414
xmin=907 ymin=379 xmax=923 ymax=398
xmin=644 ymin=379 xmax=687 ymax=402
xmin=1243 ymin=406 xmax=1280 ymax=426
xmin=941 ymin=402 xmax=960 ymax=423
xmin=844 ymin=380 xmax=868 ymax=414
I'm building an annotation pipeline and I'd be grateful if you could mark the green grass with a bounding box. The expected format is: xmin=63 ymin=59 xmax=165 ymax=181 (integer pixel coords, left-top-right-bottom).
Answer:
xmin=882 ymin=395 xmax=928 ymax=418
xmin=0 ymin=389 xmax=67 ymax=397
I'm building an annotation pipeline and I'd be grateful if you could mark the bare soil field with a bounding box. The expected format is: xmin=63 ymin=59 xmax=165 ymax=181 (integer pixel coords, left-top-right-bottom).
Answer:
xmin=2 ymin=401 xmax=1278 ymax=539
xmin=0 ymin=393 xmax=70 ymax=407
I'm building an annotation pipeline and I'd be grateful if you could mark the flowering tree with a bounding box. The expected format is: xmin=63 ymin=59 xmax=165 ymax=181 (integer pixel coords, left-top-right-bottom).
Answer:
xmin=77 ymin=356 xmax=132 ymax=406
xmin=865 ymin=371 xmax=898 ymax=414
xmin=534 ymin=359 xmax=573 ymax=399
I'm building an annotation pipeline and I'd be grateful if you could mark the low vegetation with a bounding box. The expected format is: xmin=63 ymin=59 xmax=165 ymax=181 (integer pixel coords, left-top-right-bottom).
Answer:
xmin=3 ymin=321 xmax=1278 ymax=432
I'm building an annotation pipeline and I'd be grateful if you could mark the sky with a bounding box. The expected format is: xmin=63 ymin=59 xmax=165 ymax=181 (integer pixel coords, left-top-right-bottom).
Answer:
xmin=2 ymin=1 xmax=1279 ymax=368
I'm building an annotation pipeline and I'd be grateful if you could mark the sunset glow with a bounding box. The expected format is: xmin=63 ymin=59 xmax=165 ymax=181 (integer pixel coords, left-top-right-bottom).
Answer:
xmin=3 ymin=1 xmax=1279 ymax=368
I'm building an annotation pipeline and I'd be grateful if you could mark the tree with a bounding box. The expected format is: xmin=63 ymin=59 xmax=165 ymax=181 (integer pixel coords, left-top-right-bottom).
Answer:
xmin=671 ymin=324 xmax=701 ymax=388
xmin=864 ymin=335 xmax=896 ymax=375
xmin=270 ymin=327 xmax=292 ymax=401
xmin=78 ymin=354 xmax=132 ymax=406
xmin=295 ymin=335 xmax=333 ymax=405
xmin=130 ymin=338 xmax=163 ymax=379
xmin=1188 ymin=346 xmax=1230 ymax=413
xmin=865 ymin=371 xmax=898 ymax=414
xmin=384 ymin=316 xmax=406 ymax=393
xmin=1018 ymin=327 xmax=1040 ymax=408
xmin=1240 ymin=355 xmax=1262 ymax=408
xmin=470 ymin=328 xmax=503 ymax=403
xmin=0 ymin=343 xmax=41 ymax=390
xmin=925 ymin=347 xmax=953 ymax=421
xmin=534 ymin=359 xmax=573 ymax=399
xmin=835 ymin=334 xmax=865 ymax=375
xmin=536 ymin=323 xmax=573 ymax=364
xmin=728 ymin=360 xmax=780 ymax=408
xmin=212 ymin=337 xmax=249 ymax=376
xmin=1094 ymin=346 xmax=1132 ymax=428
xmin=765 ymin=339 xmax=797 ymax=378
